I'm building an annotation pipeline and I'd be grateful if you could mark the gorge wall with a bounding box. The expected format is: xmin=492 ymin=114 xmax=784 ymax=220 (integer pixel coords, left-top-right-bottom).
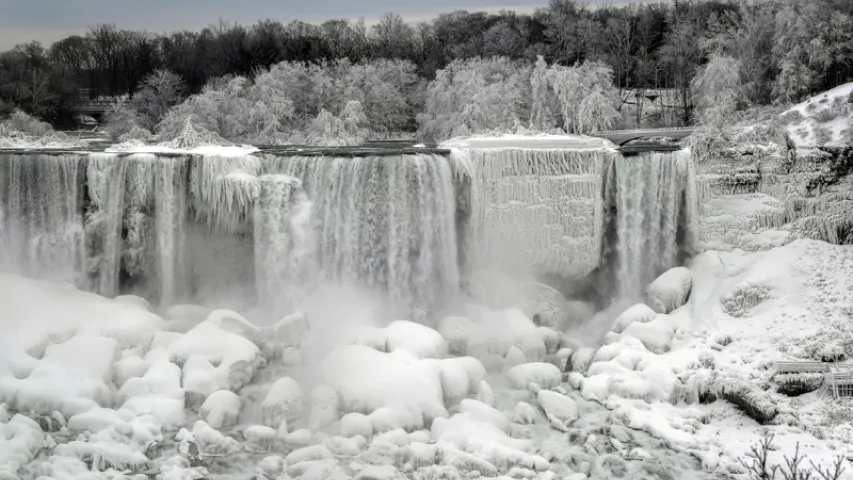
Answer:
xmin=695 ymin=146 xmax=853 ymax=251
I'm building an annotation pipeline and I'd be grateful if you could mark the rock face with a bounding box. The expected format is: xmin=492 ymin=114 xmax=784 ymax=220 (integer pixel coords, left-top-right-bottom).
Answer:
xmin=696 ymin=146 xmax=853 ymax=251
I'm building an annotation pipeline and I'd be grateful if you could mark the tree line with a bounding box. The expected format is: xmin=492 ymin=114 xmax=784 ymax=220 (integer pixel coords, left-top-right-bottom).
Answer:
xmin=1 ymin=0 xmax=851 ymax=128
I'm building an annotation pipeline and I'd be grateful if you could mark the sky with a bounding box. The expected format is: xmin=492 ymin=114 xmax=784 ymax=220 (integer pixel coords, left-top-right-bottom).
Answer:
xmin=0 ymin=0 xmax=581 ymax=51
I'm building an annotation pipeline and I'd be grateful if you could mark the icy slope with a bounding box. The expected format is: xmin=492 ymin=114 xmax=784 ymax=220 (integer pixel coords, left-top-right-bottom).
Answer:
xmin=570 ymin=239 xmax=853 ymax=478
xmin=783 ymin=82 xmax=853 ymax=147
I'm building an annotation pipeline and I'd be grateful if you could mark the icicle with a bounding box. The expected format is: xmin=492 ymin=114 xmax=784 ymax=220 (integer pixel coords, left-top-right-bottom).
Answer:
xmin=190 ymin=155 xmax=262 ymax=232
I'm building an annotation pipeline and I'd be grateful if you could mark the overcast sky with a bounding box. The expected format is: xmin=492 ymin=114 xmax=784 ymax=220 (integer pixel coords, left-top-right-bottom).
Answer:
xmin=0 ymin=0 xmax=583 ymax=51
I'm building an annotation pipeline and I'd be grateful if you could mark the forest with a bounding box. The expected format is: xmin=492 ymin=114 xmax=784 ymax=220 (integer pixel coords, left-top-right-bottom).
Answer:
xmin=0 ymin=0 xmax=851 ymax=142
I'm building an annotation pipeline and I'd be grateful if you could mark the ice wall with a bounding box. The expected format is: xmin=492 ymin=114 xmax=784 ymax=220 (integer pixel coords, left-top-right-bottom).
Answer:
xmin=456 ymin=146 xmax=697 ymax=305
xmin=458 ymin=147 xmax=614 ymax=283
xmin=0 ymin=151 xmax=462 ymax=320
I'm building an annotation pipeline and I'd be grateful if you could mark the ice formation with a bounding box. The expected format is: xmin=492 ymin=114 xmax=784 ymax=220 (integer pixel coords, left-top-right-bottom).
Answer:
xmin=0 ymin=131 xmax=851 ymax=479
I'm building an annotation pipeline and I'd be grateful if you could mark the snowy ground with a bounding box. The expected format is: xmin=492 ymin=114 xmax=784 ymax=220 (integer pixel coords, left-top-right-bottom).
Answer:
xmin=1 ymin=236 xmax=852 ymax=479
xmin=783 ymin=82 xmax=853 ymax=147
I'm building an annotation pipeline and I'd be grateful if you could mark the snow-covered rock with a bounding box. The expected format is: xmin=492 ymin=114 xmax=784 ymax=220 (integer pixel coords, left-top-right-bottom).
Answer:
xmin=318 ymin=345 xmax=448 ymax=421
xmin=200 ymin=390 xmax=241 ymax=429
xmin=611 ymin=304 xmax=657 ymax=333
xmin=384 ymin=320 xmax=448 ymax=359
xmin=507 ymin=362 xmax=562 ymax=390
xmin=262 ymin=376 xmax=305 ymax=427
xmin=645 ymin=267 xmax=693 ymax=313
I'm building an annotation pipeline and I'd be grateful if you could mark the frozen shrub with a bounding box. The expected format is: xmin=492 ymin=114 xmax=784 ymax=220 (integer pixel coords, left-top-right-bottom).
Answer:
xmin=738 ymin=432 xmax=848 ymax=480
xmin=104 ymin=100 xmax=148 ymax=141
xmin=1 ymin=109 xmax=53 ymax=136
xmin=813 ymin=109 xmax=839 ymax=124
xmin=779 ymin=109 xmax=804 ymax=126
xmin=774 ymin=373 xmax=824 ymax=397
xmin=305 ymin=109 xmax=363 ymax=146
xmin=161 ymin=116 xmax=228 ymax=149
xmin=813 ymin=125 xmax=832 ymax=145
xmin=721 ymin=283 xmax=771 ymax=318
xmin=118 ymin=126 xmax=153 ymax=143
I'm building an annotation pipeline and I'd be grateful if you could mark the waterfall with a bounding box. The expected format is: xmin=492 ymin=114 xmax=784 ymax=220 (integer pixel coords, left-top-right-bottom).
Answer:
xmin=0 ymin=147 xmax=697 ymax=318
xmin=267 ymin=154 xmax=460 ymax=318
xmin=609 ymin=151 xmax=696 ymax=300
xmin=253 ymin=175 xmax=317 ymax=317
xmin=155 ymin=156 xmax=189 ymax=307
xmin=88 ymin=154 xmax=131 ymax=298
xmin=0 ymin=154 xmax=86 ymax=285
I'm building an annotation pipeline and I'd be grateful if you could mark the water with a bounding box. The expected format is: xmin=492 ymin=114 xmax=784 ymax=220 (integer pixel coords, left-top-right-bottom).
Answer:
xmin=611 ymin=151 xmax=694 ymax=300
xmin=0 ymin=148 xmax=695 ymax=318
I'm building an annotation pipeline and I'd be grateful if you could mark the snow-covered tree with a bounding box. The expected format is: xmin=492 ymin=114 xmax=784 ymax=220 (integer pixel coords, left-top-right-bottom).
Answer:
xmin=529 ymin=56 xmax=557 ymax=130
xmin=305 ymin=108 xmax=360 ymax=146
xmin=132 ymin=69 xmax=186 ymax=129
xmin=103 ymin=99 xmax=147 ymax=141
xmin=417 ymin=57 xmax=531 ymax=142
xmin=577 ymin=87 xmax=621 ymax=133
xmin=691 ymin=54 xmax=743 ymax=126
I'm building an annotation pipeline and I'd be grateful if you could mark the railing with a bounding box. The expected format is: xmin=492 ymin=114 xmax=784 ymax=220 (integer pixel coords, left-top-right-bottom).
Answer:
xmin=775 ymin=361 xmax=853 ymax=399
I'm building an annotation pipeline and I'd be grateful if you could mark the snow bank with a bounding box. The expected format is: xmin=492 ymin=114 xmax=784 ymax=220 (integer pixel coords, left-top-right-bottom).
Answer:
xmin=318 ymin=345 xmax=448 ymax=421
xmin=438 ymin=309 xmax=551 ymax=369
xmin=0 ymin=274 xmax=164 ymax=351
xmin=168 ymin=319 xmax=263 ymax=392
xmin=783 ymin=82 xmax=853 ymax=147
xmin=645 ymin=267 xmax=693 ymax=314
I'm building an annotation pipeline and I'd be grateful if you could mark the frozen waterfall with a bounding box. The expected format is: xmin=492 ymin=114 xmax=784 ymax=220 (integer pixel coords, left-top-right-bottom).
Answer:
xmin=606 ymin=151 xmax=698 ymax=300
xmin=0 ymin=146 xmax=697 ymax=320
xmin=265 ymin=154 xmax=461 ymax=319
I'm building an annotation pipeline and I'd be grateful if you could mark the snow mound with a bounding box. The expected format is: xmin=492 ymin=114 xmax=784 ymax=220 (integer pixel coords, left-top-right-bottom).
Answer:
xmin=438 ymin=309 xmax=550 ymax=369
xmin=507 ymin=362 xmax=562 ymax=390
xmin=168 ymin=319 xmax=263 ymax=392
xmin=384 ymin=320 xmax=448 ymax=359
xmin=783 ymin=82 xmax=853 ymax=147
xmin=200 ymin=390 xmax=241 ymax=429
xmin=317 ymin=345 xmax=448 ymax=422
xmin=645 ymin=267 xmax=693 ymax=314
xmin=611 ymin=304 xmax=657 ymax=333
xmin=262 ymin=377 xmax=305 ymax=427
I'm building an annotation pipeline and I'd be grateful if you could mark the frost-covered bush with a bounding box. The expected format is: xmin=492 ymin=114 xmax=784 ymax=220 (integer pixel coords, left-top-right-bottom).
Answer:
xmin=774 ymin=372 xmax=824 ymax=397
xmin=0 ymin=109 xmax=84 ymax=148
xmin=1 ymin=109 xmax=53 ymax=136
xmin=155 ymin=59 xmax=417 ymax=146
xmin=304 ymin=105 xmax=368 ymax=147
xmin=720 ymin=282 xmax=771 ymax=318
xmin=103 ymin=100 xmax=148 ymax=141
xmin=417 ymin=57 xmax=529 ymax=143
